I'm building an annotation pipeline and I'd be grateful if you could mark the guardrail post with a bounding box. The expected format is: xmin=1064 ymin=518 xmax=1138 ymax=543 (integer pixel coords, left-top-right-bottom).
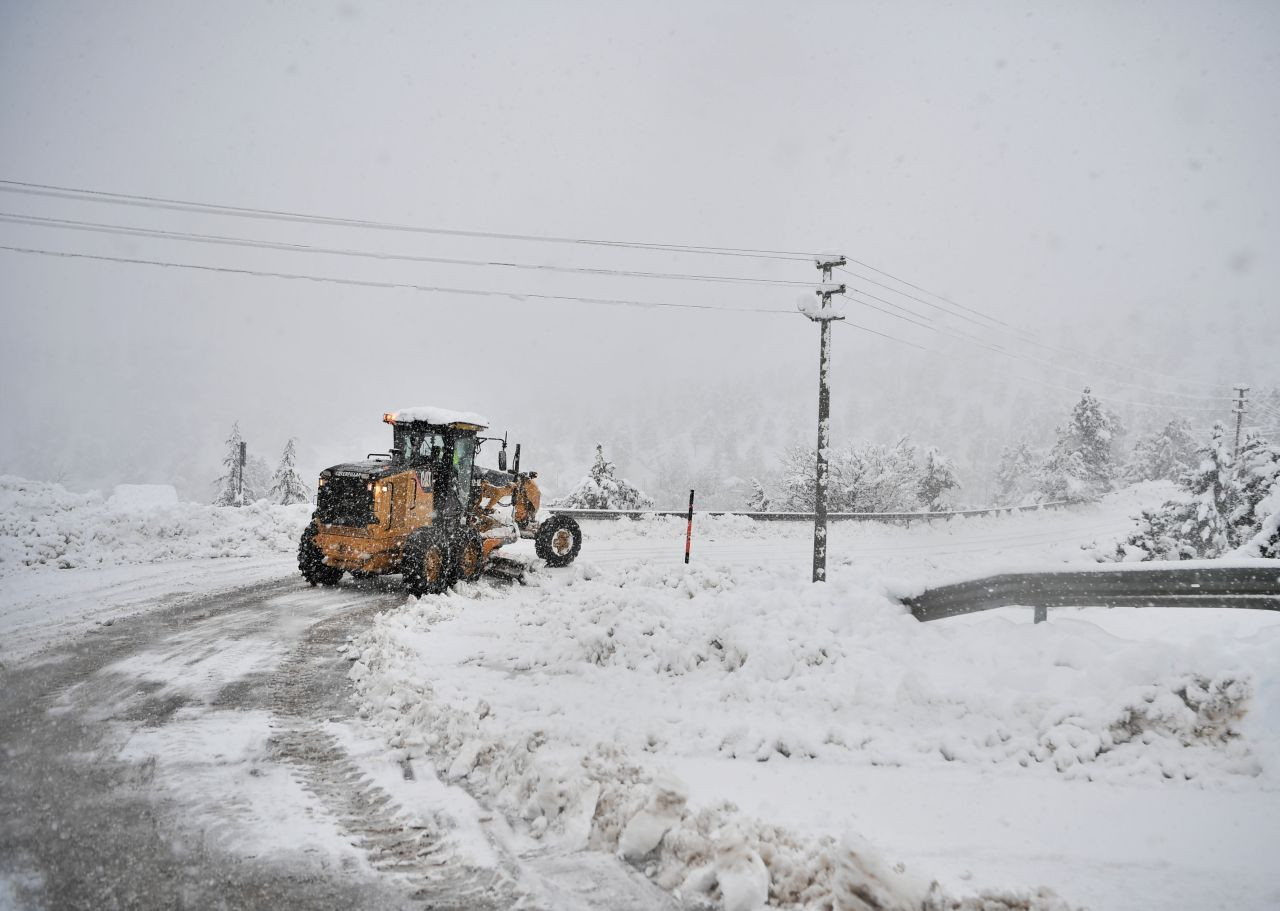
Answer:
xmin=1033 ymin=604 xmax=1048 ymax=624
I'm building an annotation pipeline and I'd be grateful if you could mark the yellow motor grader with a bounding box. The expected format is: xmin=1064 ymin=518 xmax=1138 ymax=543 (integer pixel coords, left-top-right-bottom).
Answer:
xmin=298 ymin=407 xmax=582 ymax=595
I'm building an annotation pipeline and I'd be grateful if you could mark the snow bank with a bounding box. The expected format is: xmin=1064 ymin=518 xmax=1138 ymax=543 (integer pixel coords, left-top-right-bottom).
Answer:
xmin=0 ymin=476 xmax=313 ymax=573
xmin=344 ymin=536 xmax=1277 ymax=908
xmin=107 ymin=483 xmax=180 ymax=510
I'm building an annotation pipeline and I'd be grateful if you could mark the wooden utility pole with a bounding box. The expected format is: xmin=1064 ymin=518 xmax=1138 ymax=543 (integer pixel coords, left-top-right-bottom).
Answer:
xmin=800 ymin=255 xmax=847 ymax=582
xmin=1232 ymin=385 xmax=1250 ymax=460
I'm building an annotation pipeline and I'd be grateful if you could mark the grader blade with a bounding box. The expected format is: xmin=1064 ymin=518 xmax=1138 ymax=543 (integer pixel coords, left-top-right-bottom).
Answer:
xmin=484 ymin=554 xmax=538 ymax=584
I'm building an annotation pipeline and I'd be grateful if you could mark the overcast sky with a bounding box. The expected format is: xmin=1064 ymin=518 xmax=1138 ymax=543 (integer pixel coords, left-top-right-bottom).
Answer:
xmin=2 ymin=0 xmax=1277 ymax=498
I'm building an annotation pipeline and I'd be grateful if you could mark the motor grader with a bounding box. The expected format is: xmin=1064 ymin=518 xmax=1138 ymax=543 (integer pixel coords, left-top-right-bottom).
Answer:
xmin=298 ymin=407 xmax=582 ymax=595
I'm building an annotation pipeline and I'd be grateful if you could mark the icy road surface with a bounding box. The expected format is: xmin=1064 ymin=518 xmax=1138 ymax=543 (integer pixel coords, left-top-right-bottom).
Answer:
xmin=0 ymin=571 xmax=675 ymax=910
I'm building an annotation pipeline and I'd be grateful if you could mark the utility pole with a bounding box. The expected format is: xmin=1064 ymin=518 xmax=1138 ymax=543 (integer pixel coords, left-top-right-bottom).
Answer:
xmin=1232 ymin=385 xmax=1249 ymax=460
xmin=799 ymin=254 xmax=847 ymax=582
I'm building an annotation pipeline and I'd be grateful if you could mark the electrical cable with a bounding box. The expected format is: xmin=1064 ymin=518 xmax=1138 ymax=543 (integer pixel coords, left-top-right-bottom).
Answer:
xmin=0 ymin=243 xmax=798 ymax=316
xmin=835 ymin=265 xmax=1235 ymax=397
xmin=0 ymin=211 xmax=817 ymax=289
xmin=0 ymin=178 xmax=817 ymax=262
xmin=832 ymin=317 xmax=1225 ymax=414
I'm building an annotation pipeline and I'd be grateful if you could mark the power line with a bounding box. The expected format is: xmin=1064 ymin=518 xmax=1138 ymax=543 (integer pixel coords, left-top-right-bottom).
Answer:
xmin=838 ymin=265 xmax=997 ymax=331
xmin=837 ymin=263 xmax=1235 ymax=396
xmin=843 ymin=288 xmax=1008 ymax=353
xmin=0 ymin=211 xmax=814 ymax=289
xmin=0 ymin=243 xmax=798 ymax=316
xmin=842 ymin=255 xmax=1010 ymax=327
xmin=0 ymin=178 xmax=817 ymax=262
xmin=838 ymin=267 xmax=1235 ymax=403
xmin=841 ymin=290 xmax=1226 ymax=407
xmin=833 ymin=313 xmax=1224 ymax=414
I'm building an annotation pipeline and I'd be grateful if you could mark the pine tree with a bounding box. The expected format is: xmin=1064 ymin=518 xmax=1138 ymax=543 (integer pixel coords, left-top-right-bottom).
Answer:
xmin=212 ymin=422 xmax=245 ymax=507
xmin=268 ymin=438 xmax=312 ymax=505
xmin=243 ymin=454 xmax=272 ymax=503
xmin=1038 ymin=389 xmax=1121 ymax=501
xmin=917 ymin=446 xmax=961 ymax=510
xmin=553 ymin=443 xmax=655 ymax=510
xmin=745 ymin=477 xmax=771 ymax=512
xmin=1231 ymin=432 xmax=1280 ymax=558
xmin=1117 ymin=424 xmax=1236 ymax=560
xmin=1124 ymin=418 xmax=1197 ymax=483
xmin=992 ymin=440 xmax=1041 ymax=506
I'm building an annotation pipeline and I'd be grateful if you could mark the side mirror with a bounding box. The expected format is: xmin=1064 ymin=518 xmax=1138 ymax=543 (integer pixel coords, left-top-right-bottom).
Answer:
xmin=498 ymin=448 xmax=508 ymax=472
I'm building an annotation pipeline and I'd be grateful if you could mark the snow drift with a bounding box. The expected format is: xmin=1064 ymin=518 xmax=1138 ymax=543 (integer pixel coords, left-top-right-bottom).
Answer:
xmin=0 ymin=476 xmax=312 ymax=573
xmin=346 ymin=551 xmax=1275 ymax=909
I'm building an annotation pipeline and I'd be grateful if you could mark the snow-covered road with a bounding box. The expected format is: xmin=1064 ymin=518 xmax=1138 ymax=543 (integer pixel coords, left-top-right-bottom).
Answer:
xmin=0 ymin=570 xmax=676 ymax=910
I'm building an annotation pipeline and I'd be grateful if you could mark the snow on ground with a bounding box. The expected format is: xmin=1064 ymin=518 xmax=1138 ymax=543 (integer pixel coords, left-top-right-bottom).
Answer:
xmin=5 ymin=475 xmax=1277 ymax=907
xmin=0 ymin=477 xmax=309 ymax=662
xmin=0 ymin=476 xmax=311 ymax=572
xmin=348 ymin=486 xmax=1280 ymax=910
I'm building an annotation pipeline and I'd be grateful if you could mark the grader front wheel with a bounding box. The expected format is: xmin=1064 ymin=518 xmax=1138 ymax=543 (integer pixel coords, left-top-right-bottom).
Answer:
xmin=453 ymin=530 xmax=485 ymax=584
xmin=534 ymin=515 xmax=583 ymax=567
xmin=403 ymin=530 xmax=453 ymax=597
xmin=298 ymin=522 xmax=343 ymax=587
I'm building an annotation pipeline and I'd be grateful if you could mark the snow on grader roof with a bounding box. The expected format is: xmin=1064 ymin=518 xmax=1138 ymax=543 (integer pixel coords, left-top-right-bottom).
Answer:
xmin=383 ymin=406 xmax=490 ymax=429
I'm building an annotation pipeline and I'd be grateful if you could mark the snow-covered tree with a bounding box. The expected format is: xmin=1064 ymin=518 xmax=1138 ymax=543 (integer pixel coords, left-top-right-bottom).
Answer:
xmin=212 ymin=422 xmax=245 ymax=507
xmin=553 ymin=444 xmax=655 ymax=510
xmin=1124 ymin=418 xmax=1197 ymax=483
xmin=917 ymin=446 xmax=961 ymax=510
xmin=268 ymin=438 xmax=312 ymax=505
xmin=779 ymin=438 xmax=923 ymax=513
xmin=745 ymin=477 xmax=771 ymax=512
xmin=1231 ymin=432 xmax=1280 ymax=558
xmin=777 ymin=444 xmax=818 ymax=511
xmin=243 ymin=454 xmax=271 ymax=503
xmin=1117 ymin=424 xmax=1237 ymax=560
xmin=992 ymin=440 xmax=1042 ymax=506
xmin=1038 ymin=389 xmax=1121 ymax=501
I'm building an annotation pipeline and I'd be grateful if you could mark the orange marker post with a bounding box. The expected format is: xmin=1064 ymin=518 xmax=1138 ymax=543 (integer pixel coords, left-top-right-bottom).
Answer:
xmin=684 ymin=489 xmax=695 ymax=564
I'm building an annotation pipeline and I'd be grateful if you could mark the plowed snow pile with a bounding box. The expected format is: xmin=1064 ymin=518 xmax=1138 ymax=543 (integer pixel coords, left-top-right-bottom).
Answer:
xmin=348 ymin=513 xmax=1280 ymax=910
xmin=0 ymin=476 xmax=311 ymax=573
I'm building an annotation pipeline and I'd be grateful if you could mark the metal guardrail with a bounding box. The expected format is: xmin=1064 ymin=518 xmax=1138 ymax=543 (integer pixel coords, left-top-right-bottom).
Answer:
xmin=903 ymin=564 xmax=1280 ymax=623
xmin=547 ymin=501 xmax=1075 ymax=523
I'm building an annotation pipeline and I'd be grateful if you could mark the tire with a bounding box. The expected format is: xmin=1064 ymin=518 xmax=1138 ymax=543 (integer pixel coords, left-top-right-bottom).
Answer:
xmin=534 ymin=515 xmax=582 ymax=567
xmin=453 ymin=529 xmax=485 ymax=584
xmin=298 ymin=522 xmax=343 ymax=587
xmin=403 ymin=528 xmax=453 ymax=597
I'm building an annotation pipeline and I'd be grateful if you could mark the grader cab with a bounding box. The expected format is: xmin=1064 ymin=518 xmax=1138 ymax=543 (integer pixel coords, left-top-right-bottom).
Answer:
xmin=298 ymin=407 xmax=582 ymax=595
